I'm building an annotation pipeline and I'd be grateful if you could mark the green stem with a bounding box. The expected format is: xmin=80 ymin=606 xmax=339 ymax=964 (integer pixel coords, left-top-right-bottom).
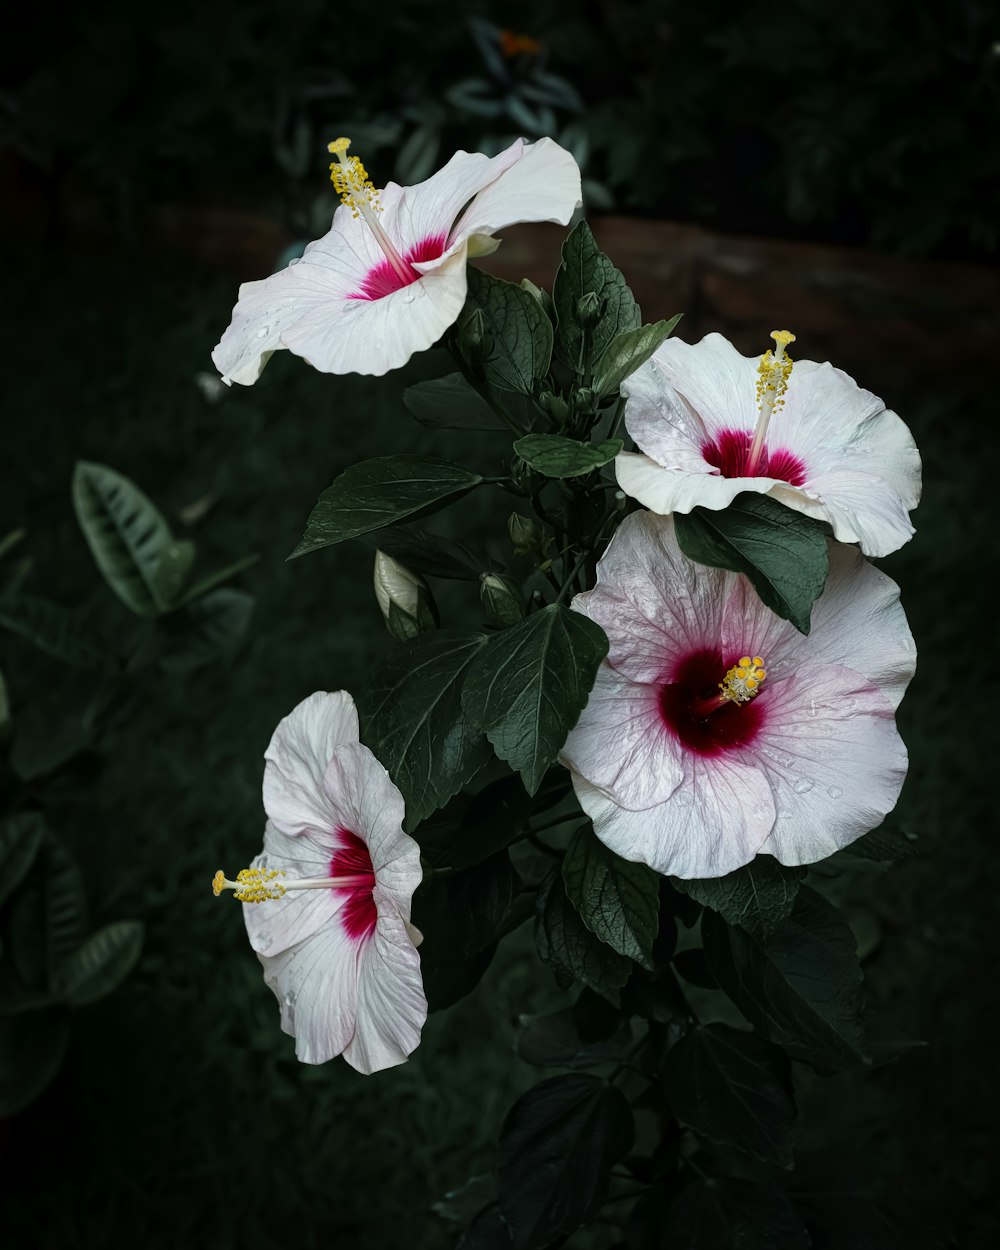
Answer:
xmin=555 ymin=551 xmax=588 ymax=605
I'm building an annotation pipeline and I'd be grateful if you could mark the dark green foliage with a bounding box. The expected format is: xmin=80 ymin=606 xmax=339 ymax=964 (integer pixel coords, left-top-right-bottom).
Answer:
xmin=673 ymin=858 xmax=806 ymax=941
xmin=51 ymin=920 xmax=145 ymax=1007
xmin=404 ymin=372 xmax=508 ymax=430
xmin=457 ymin=268 xmax=554 ymax=395
xmin=534 ymin=869 xmax=631 ymax=1005
xmin=591 ymin=315 xmax=682 ymax=396
xmin=703 ymin=888 xmax=869 ymax=1071
xmin=675 ymin=493 xmax=830 ymax=634
xmin=0 ymin=813 xmax=46 ymax=908
xmin=0 ymin=1009 xmax=71 ymax=1118
xmin=562 ymin=825 xmax=660 ymax=968
xmin=553 ymin=221 xmax=641 ymax=368
xmin=0 ymin=595 xmax=107 ymax=669
xmin=361 ymin=524 xmax=496 ymax=581
xmin=463 ymin=604 xmax=608 ymax=794
xmin=515 ymin=1008 xmax=632 ymax=1070
xmin=664 ymin=1024 xmax=796 ymax=1165
xmin=513 ymin=433 xmax=623 ymax=478
xmin=664 ymin=1177 xmax=811 ymax=1249
xmin=291 ymin=456 xmax=484 ymax=556
xmin=496 ymin=1073 xmax=634 ymax=1246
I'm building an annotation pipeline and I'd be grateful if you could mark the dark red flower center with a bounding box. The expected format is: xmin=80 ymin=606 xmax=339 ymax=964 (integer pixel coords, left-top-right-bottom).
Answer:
xmin=330 ymin=829 xmax=377 ymax=940
xmin=659 ymin=648 xmax=765 ymax=757
xmin=701 ymin=427 xmax=807 ymax=486
xmin=348 ymin=233 xmax=448 ymax=301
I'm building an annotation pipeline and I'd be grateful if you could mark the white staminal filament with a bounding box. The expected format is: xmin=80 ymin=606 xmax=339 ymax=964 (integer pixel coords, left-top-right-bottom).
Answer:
xmin=744 ymin=330 xmax=796 ymax=476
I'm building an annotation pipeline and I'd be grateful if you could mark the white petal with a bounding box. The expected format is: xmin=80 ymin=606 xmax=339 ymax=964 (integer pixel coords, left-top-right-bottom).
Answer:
xmin=449 ymin=137 xmax=582 ymax=242
xmin=320 ymin=744 xmax=422 ymax=922
xmin=573 ymin=512 xmax=734 ymax=684
xmin=242 ymin=821 xmax=343 ymax=957
xmin=768 ymin=359 xmax=885 ymax=458
xmin=396 ymin=143 xmax=525 ymax=249
xmin=560 ymin=665 xmax=683 ymax=810
xmin=342 ymin=899 xmax=427 ymax=1075
xmin=772 ymin=467 xmax=915 ymax=557
xmin=258 ymin=922 xmax=362 ymax=1065
xmin=281 ymin=246 xmax=469 ymax=377
xmin=647 ymin=333 xmax=759 ymax=434
xmin=622 ymin=355 xmax=714 ymax=468
xmin=573 ymin=751 xmax=776 ymax=879
xmin=615 ymin=451 xmax=777 ymax=516
xmin=263 ymin=691 xmax=360 ymax=838
xmin=750 ymin=664 xmax=908 ymax=865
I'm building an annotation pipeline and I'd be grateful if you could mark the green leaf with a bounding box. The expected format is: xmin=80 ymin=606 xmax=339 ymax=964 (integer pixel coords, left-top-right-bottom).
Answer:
xmin=562 ymin=825 xmax=660 ymax=969
xmin=0 ymin=665 xmax=9 ymax=738
xmin=175 ymin=553 xmax=259 ymax=607
xmin=0 ymin=594 xmax=107 ymax=668
xmin=159 ymin=588 xmax=253 ymax=674
xmin=359 ymin=525 xmax=496 ymax=582
xmin=7 ymin=834 xmax=87 ymax=990
xmin=823 ymin=823 xmax=917 ymax=873
xmin=463 ymin=604 xmax=608 ymax=795
xmin=675 ymin=493 xmax=830 ymax=635
xmin=553 ymin=220 xmax=641 ymax=369
xmin=672 ymin=858 xmax=806 ymax=942
xmin=497 ymin=1073 xmax=633 ymax=1247
xmin=513 ymin=434 xmax=623 ymax=479
xmin=403 ymin=373 xmax=507 ymax=430
xmin=9 ymin=669 xmax=116 ymax=780
xmin=0 ymin=1009 xmax=71 ymax=1117
xmin=516 ymin=1009 xmax=632 ymax=1070
xmin=592 ymin=315 xmax=682 ymax=396
xmin=416 ymin=774 xmax=530 ymax=871
xmin=411 ymin=852 xmax=517 ymax=1010
xmin=665 ymin=1178 xmax=811 ymax=1249
xmin=72 ymin=461 xmax=180 ymax=617
xmin=458 ymin=267 xmax=553 ymax=394
xmin=359 ymin=630 xmax=490 ymax=828
xmin=664 ymin=1024 xmax=796 ymax=1166
xmin=290 ymin=457 xmax=483 ymax=558
xmin=53 ymin=920 xmax=144 ymax=1007
xmin=0 ymin=813 xmax=46 ymax=908
xmin=151 ymin=538 xmax=195 ymax=606
xmin=703 ymin=886 xmax=868 ymax=1071
xmin=534 ymin=870 xmax=631 ymax=1005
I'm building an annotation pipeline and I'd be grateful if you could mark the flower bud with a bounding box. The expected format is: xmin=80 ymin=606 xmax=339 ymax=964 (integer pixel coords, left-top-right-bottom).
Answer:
xmin=510 ymin=454 xmax=541 ymax=497
xmin=520 ymin=278 xmax=554 ymax=320
xmin=373 ymin=551 xmax=436 ymax=641
xmin=508 ymin=512 xmax=551 ymax=560
xmin=480 ymin=573 xmax=527 ymax=628
xmin=457 ymin=307 xmax=493 ymax=366
xmin=576 ymin=291 xmax=604 ymax=329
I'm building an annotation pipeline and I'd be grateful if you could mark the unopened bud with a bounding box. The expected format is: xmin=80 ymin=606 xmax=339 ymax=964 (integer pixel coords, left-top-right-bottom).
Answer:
xmin=539 ymin=391 xmax=570 ymax=424
xmin=373 ymin=552 xmax=436 ymax=641
xmin=508 ymin=512 xmax=551 ymax=560
xmin=480 ymin=573 xmax=527 ymax=628
xmin=576 ymin=291 xmax=603 ymax=328
xmin=510 ymin=454 xmax=541 ymax=497
xmin=457 ymin=307 xmax=493 ymax=366
xmin=520 ymin=278 xmax=554 ymax=320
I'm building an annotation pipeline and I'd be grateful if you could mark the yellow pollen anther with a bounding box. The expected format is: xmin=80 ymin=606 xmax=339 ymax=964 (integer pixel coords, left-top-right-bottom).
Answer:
xmin=720 ymin=656 xmax=768 ymax=705
xmin=212 ymin=867 xmax=287 ymax=904
xmin=771 ymin=330 xmax=796 ymax=348
xmin=328 ymin=135 xmax=382 ymax=218
xmin=327 ymin=137 xmax=351 ymax=158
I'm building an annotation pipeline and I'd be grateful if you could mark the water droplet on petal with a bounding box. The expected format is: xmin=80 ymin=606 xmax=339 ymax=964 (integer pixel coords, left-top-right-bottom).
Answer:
xmin=827 ymin=785 xmax=843 ymax=799
xmin=793 ymin=777 xmax=815 ymax=794
xmin=257 ymin=325 xmax=270 ymax=339
xmin=403 ymin=289 xmax=416 ymax=305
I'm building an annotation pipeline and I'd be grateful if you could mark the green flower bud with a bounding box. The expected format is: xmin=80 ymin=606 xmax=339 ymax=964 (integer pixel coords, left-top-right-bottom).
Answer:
xmin=520 ymin=278 xmax=555 ymax=320
xmin=457 ymin=307 xmax=493 ymax=366
xmin=576 ymin=291 xmax=604 ymax=328
xmin=508 ymin=512 xmax=551 ymax=559
xmin=373 ymin=551 xmax=436 ymax=641
xmin=480 ymin=572 xmax=527 ymax=628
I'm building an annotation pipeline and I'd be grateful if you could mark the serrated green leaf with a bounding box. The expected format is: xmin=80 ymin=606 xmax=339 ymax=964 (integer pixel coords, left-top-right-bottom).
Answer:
xmin=534 ymin=870 xmax=631 ymax=1005
xmin=497 ymin=1073 xmax=634 ymax=1247
xmin=463 ymin=604 xmax=608 ymax=795
xmin=458 ymin=267 xmax=553 ymax=394
xmin=562 ymin=826 xmax=660 ymax=968
xmin=592 ymin=315 xmax=682 ymax=396
xmin=0 ymin=594 xmax=108 ymax=668
xmin=53 ymin=920 xmax=144 ymax=1007
xmin=703 ymin=886 xmax=868 ymax=1071
xmin=403 ymin=373 xmax=507 ymax=431
xmin=673 ymin=858 xmax=805 ymax=942
xmin=359 ymin=630 xmax=490 ymax=828
xmin=72 ymin=461 xmax=178 ymax=617
xmin=553 ymin=220 xmax=641 ymax=370
xmin=0 ymin=1009 xmax=71 ymax=1117
xmin=290 ymin=457 xmax=483 ymax=558
xmin=513 ymin=434 xmax=623 ymax=479
xmin=665 ymin=1024 xmax=796 ymax=1166
xmin=0 ymin=813 xmax=46 ymax=908
xmin=675 ymin=493 xmax=830 ymax=635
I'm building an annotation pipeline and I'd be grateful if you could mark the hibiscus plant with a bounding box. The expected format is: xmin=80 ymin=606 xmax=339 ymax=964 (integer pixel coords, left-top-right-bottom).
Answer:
xmin=211 ymin=136 xmax=922 ymax=1247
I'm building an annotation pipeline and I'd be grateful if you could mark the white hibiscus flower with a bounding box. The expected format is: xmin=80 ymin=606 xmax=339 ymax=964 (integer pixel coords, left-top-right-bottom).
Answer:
xmin=561 ymin=512 xmax=916 ymax=879
xmin=212 ymin=136 xmax=581 ymax=382
xmin=616 ymin=331 xmax=921 ymax=557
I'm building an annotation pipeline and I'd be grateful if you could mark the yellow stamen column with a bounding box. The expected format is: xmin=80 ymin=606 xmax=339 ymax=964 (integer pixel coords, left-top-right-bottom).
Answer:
xmin=744 ymin=331 xmax=796 ymax=476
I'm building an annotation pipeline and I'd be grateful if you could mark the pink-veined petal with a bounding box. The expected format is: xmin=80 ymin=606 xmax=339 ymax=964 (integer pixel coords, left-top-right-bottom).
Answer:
xmin=263 ymin=691 xmax=360 ymax=838
xmin=573 ymin=750 xmax=776 ymax=879
xmin=749 ymin=664 xmax=908 ymax=865
xmin=647 ymin=333 xmax=759 ymax=435
xmin=258 ymin=921 xmax=362 ymax=1065
xmin=342 ymin=898 xmax=427 ymax=1075
xmin=242 ymin=821 xmax=344 ymax=957
xmin=560 ymin=665 xmax=684 ymax=810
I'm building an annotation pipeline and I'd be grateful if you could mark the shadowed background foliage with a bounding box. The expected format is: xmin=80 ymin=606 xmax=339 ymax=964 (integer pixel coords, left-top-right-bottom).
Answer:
xmin=1 ymin=2 xmax=997 ymax=1247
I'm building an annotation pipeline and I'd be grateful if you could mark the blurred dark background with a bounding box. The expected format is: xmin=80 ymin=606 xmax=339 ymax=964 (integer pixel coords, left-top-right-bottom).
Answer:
xmin=1 ymin=2 xmax=997 ymax=1247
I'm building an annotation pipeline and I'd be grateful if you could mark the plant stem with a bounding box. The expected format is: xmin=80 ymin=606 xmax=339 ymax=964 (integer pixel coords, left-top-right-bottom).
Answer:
xmin=555 ymin=551 xmax=589 ymax=605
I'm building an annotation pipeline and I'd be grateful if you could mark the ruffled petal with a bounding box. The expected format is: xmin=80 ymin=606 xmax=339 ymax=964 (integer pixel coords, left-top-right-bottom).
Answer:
xmin=622 ymin=354 xmax=713 ymax=468
xmin=395 ymin=143 xmax=525 ymax=249
xmin=320 ymin=743 xmax=421 ymax=922
xmin=560 ymin=665 xmax=683 ymax=810
xmin=263 ymin=691 xmax=360 ymax=838
xmin=258 ymin=922 xmax=361 ymax=1065
xmin=772 ymin=467 xmax=915 ymax=557
xmin=647 ymin=333 xmax=759 ymax=435
xmin=573 ymin=512 xmax=734 ymax=684
xmin=749 ymin=664 xmax=908 ymax=865
xmin=720 ymin=540 xmax=916 ymax=710
xmin=342 ymin=899 xmax=427 ymax=1075
xmin=615 ymin=451 xmax=779 ymax=516
xmin=573 ymin=751 xmax=776 ymax=879
xmin=767 ymin=359 xmax=885 ymax=459
xmin=242 ymin=821 xmax=343 ymax=957
xmin=449 ymin=137 xmax=582 ymax=242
